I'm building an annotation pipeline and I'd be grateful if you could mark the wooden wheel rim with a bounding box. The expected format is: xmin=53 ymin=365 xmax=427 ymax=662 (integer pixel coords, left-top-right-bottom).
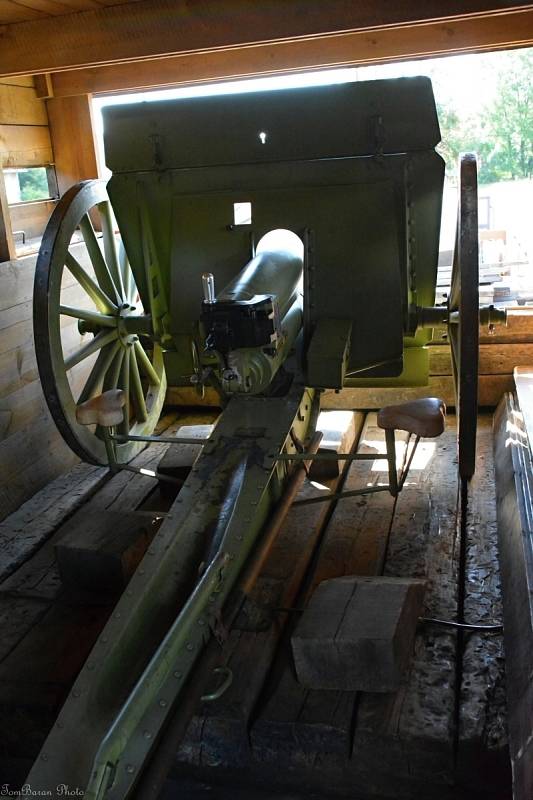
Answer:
xmin=34 ymin=180 xmax=167 ymax=465
xmin=448 ymin=154 xmax=479 ymax=480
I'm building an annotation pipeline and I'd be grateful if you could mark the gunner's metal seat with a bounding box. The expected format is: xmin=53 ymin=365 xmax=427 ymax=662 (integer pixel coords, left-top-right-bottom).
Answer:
xmin=377 ymin=397 xmax=446 ymax=496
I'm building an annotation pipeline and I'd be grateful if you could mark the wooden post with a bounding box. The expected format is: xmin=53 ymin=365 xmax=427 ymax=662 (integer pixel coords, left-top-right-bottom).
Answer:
xmin=46 ymin=94 xmax=100 ymax=196
xmin=0 ymin=168 xmax=16 ymax=262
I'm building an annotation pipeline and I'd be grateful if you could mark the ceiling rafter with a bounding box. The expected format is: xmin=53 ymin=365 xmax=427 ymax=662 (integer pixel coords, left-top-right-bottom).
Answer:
xmin=0 ymin=0 xmax=531 ymax=77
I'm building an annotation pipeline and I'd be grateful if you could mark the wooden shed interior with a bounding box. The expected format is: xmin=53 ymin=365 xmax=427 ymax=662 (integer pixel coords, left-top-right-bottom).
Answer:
xmin=1 ymin=2 xmax=533 ymax=799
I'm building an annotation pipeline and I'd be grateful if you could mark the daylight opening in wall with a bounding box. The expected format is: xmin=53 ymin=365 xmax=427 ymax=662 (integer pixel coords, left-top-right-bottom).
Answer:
xmin=3 ymin=166 xmax=55 ymax=204
xmin=94 ymin=46 xmax=533 ymax=308
xmin=3 ymin=165 xmax=59 ymax=253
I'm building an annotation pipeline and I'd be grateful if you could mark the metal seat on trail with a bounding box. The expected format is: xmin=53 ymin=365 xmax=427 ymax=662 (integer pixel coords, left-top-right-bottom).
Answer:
xmin=377 ymin=397 xmax=446 ymax=439
xmin=75 ymin=389 xmax=125 ymax=427
xmin=377 ymin=397 xmax=446 ymax=496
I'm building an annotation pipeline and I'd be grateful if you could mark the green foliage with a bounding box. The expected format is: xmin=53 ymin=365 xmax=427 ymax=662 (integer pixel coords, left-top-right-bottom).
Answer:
xmin=486 ymin=50 xmax=533 ymax=180
xmin=18 ymin=167 xmax=50 ymax=201
xmin=436 ymin=50 xmax=533 ymax=184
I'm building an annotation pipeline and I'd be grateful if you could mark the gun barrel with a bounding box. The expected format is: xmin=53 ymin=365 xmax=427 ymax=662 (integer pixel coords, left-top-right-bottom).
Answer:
xmin=218 ymin=234 xmax=303 ymax=319
xmin=201 ymin=230 xmax=304 ymax=395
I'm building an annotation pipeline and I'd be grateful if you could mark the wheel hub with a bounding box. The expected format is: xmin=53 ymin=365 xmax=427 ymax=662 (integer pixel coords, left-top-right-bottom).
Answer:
xmin=117 ymin=303 xmax=140 ymax=347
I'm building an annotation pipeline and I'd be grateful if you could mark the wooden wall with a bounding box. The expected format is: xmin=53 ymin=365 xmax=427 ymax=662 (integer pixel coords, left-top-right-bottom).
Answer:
xmin=0 ymin=75 xmax=54 ymax=259
xmin=0 ymin=76 xmax=52 ymax=167
xmin=0 ymin=242 xmax=92 ymax=522
xmin=0 ymin=81 xmax=101 ymax=520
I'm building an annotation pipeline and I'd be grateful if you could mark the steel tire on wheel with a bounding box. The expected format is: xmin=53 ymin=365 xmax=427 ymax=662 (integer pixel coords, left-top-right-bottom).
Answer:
xmin=448 ymin=154 xmax=479 ymax=481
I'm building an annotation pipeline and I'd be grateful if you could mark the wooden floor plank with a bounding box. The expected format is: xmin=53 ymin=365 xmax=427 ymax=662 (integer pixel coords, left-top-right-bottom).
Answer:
xmin=0 ymin=599 xmax=115 ymax=766
xmin=0 ymin=411 xmax=197 ymax=585
xmin=0 ymin=412 xmax=219 ymax=778
xmin=352 ymin=419 xmax=460 ymax=788
xmin=247 ymin=414 xmax=507 ymax=798
xmin=0 ymin=444 xmax=168 ymax=601
xmin=177 ymin=411 xmax=364 ymax=770
xmin=249 ymin=416 xmax=407 ymax=781
xmin=0 ymin=462 xmax=108 ymax=582
xmin=457 ymin=415 xmax=509 ymax=791
xmin=0 ymin=594 xmax=49 ymax=662
xmin=0 ymin=415 xmax=214 ymax=601
xmin=0 ymin=407 xmax=510 ymax=797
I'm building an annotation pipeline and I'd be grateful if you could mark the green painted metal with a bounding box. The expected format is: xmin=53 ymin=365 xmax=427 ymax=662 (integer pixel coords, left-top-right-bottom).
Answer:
xmin=204 ymin=236 xmax=304 ymax=394
xmin=26 ymin=385 xmax=316 ymax=797
xmin=306 ymin=317 xmax=352 ymax=389
xmin=105 ymin=78 xmax=444 ymax=391
xmin=104 ymin=79 xmax=440 ymax=173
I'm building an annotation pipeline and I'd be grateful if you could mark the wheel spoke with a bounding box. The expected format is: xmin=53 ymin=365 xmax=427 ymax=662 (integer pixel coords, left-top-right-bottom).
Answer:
xmin=78 ymin=340 xmax=121 ymax=404
xmin=98 ymin=201 xmax=125 ymax=300
xmin=107 ymin=346 xmax=125 ymax=390
xmin=119 ymin=347 xmax=131 ymax=436
xmin=119 ymin=243 xmax=133 ymax=304
xmin=65 ymin=252 xmax=116 ymax=313
xmin=134 ymin=340 xmax=160 ymax=386
xmin=130 ymin=348 xmax=148 ymax=422
xmin=60 ymin=305 xmax=116 ymax=328
xmin=64 ymin=329 xmax=118 ymax=371
xmin=79 ymin=214 xmax=121 ymax=304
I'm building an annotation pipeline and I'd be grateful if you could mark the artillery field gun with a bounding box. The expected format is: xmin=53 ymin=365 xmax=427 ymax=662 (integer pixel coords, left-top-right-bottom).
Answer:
xmin=28 ymin=77 xmax=504 ymax=797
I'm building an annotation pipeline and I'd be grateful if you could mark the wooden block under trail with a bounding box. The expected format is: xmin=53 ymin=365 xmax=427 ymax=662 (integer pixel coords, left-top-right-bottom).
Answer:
xmin=292 ymin=576 xmax=426 ymax=692
xmin=55 ymin=510 xmax=158 ymax=592
xmin=308 ymin=447 xmax=340 ymax=481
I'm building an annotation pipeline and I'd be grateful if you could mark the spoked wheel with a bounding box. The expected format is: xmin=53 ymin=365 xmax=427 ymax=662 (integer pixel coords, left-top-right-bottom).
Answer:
xmin=448 ymin=154 xmax=479 ymax=480
xmin=34 ymin=180 xmax=167 ymax=465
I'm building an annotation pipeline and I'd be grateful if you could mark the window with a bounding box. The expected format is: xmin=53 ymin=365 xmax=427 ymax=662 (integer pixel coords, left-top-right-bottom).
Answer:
xmin=3 ymin=166 xmax=58 ymax=204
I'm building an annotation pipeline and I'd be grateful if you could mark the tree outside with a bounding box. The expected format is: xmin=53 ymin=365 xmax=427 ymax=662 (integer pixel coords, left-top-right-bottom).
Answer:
xmin=17 ymin=167 xmax=50 ymax=202
xmin=435 ymin=49 xmax=532 ymax=184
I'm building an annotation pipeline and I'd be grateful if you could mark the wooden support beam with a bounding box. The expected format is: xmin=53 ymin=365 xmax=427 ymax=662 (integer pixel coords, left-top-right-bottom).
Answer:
xmin=0 ymin=1 xmax=530 ymax=77
xmin=0 ymin=169 xmax=16 ymax=262
xmin=33 ymin=73 xmax=53 ymax=100
xmin=47 ymin=7 xmax=533 ymax=97
xmin=46 ymin=94 xmax=99 ymax=194
xmin=322 ymin=374 xmax=515 ymax=410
